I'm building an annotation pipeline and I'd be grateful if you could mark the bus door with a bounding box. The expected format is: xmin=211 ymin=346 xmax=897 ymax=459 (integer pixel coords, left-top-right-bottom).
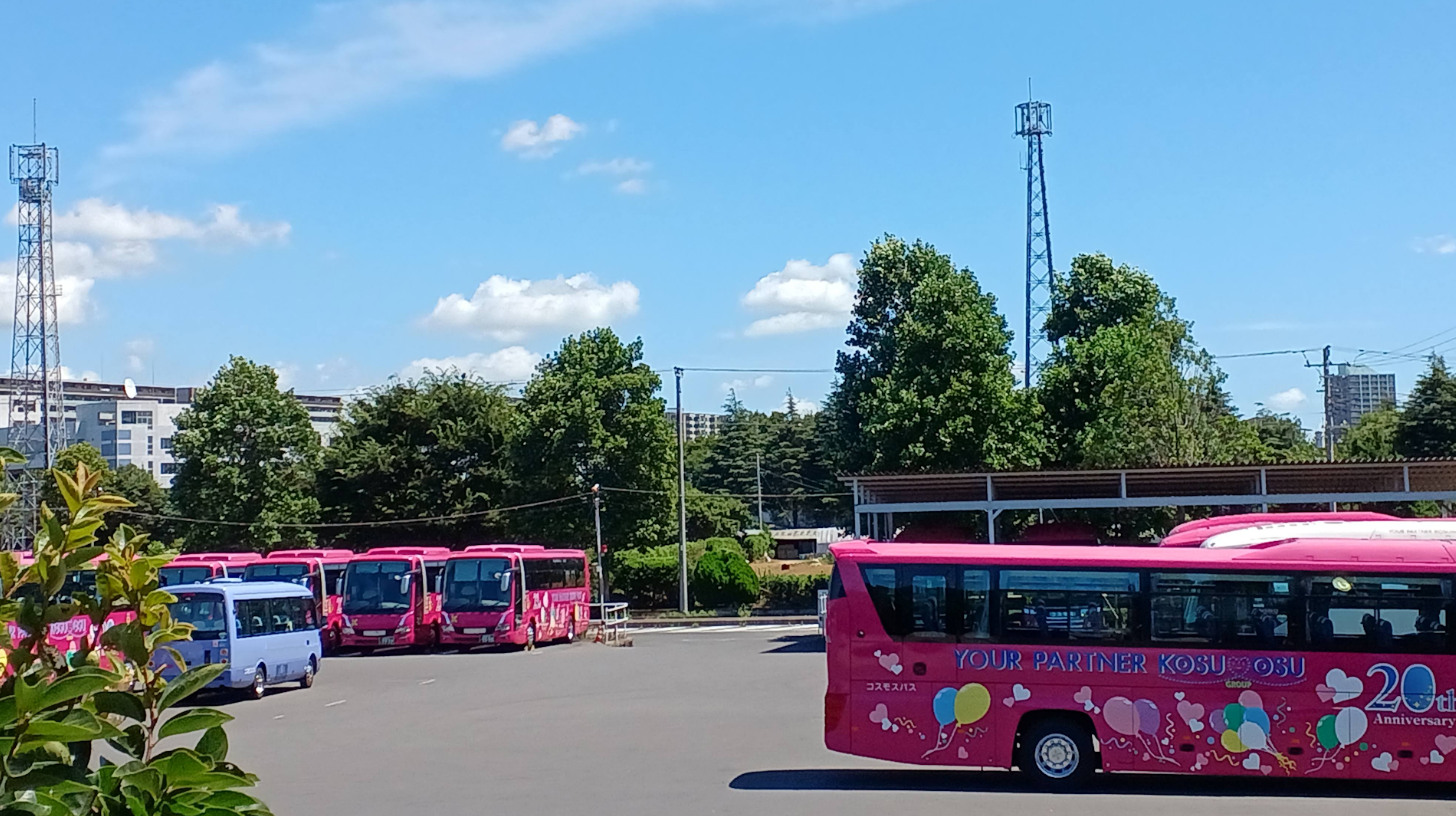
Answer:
xmin=413 ymin=559 xmax=428 ymax=630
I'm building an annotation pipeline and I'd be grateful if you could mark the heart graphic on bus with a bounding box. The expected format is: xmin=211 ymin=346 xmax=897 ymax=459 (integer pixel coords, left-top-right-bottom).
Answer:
xmin=1436 ymin=734 xmax=1456 ymax=755
xmin=1316 ymin=669 xmax=1363 ymax=704
xmin=874 ymin=650 xmax=903 ymax=675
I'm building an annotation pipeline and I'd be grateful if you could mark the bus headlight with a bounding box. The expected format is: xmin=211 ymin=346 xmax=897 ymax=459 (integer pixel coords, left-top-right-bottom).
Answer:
xmin=495 ymin=617 xmax=510 ymax=632
xmin=442 ymin=616 xmax=455 ymax=633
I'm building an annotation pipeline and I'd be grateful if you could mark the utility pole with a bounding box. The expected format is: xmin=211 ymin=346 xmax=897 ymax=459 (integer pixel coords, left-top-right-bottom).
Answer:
xmin=674 ymin=367 xmax=688 ymax=614
xmin=592 ymin=484 xmax=607 ymax=606
xmin=1322 ymin=345 xmax=1333 ymax=462
xmin=755 ymin=451 xmax=764 ymax=530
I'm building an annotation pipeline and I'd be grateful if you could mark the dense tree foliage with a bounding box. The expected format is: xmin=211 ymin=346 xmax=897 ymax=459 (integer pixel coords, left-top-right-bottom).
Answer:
xmin=510 ymin=329 xmax=676 ymax=550
xmin=43 ymin=445 xmax=171 ymax=540
xmin=170 ymin=356 xmax=322 ymax=552
xmin=1338 ymin=404 xmax=1399 ymax=460
xmin=1246 ymin=411 xmax=1322 ymax=462
xmin=823 ymin=236 xmax=1044 ymax=473
xmin=319 ymin=371 xmax=515 ymax=546
xmin=1396 ymin=357 xmax=1456 ymax=458
xmin=1039 ymin=254 xmax=1258 ymax=467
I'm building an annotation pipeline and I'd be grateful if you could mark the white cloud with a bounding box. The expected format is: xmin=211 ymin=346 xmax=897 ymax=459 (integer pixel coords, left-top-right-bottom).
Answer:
xmin=0 ymin=199 xmax=286 ymax=332
xmin=741 ymin=253 xmax=857 ymax=337
xmin=123 ymin=338 xmax=155 ymax=374
xmin=721 ymin=375 xmax=773 ymax=392
xmin=501 ymin=114 xmax=583 ymax=158
xmin=59 ymin=366 xmax=100 ymax=383
xmin=401 ymin=346 xmax=542 ymax=383
xmin=783 ymin=394 xmax=818 ymax=414
xmin=578 ymin=157 xmax=651 ymax=176
xmin=1266 ymin=387 xmax=1308 ymax=412
xmin=614 ymin=178 xmax=647 ymax=195
xmin=1414 ymin=235 xmax=1456 ymax=255
xmin=423 ymin=273 xmax=639 ymax=341
xmin=105 ymin=0 xmax=907 ymax=159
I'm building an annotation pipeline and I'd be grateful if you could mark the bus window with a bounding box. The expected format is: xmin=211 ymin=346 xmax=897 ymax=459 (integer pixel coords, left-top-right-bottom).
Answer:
xmin=860 ymin=566 xmax=904 ymax=637
xmin=426 ymin=562 xmax=446 ymax=594
xmin=171 ymin=592 xmax=228 ymax=641
xmin=901 ymin=565 xmax=953 ymax=642
xmin=961 ymin=569 xmax=990 ymax=640
xmin=160 ymin=566 xmax=214 ymax=587
xmin=323 ymin=563 xmax=347 ymax=596
xmin=235 ymin=599 xmax=275 ymax=637
xmin=1151 ymin=572 xmax=1294 ymax=649
xmin=1000 ymin=570 xmax=1139 ymax=644
xmin=1308 ymin=575 xmax=1449 ymax=653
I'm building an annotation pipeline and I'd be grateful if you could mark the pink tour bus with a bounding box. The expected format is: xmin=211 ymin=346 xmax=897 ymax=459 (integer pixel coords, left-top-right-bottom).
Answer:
xmin=243 ymin=550 xmax=355 ymax=651
xmin=338 ymin=547 xmax=450 ymax=650
xmin=1159 ymin=512 xmax=1397 ymax=548
xmin=824 ymin=535 xmax=1456 ymax=787
xmin=438 ymin=545 xmax=591 ymax=649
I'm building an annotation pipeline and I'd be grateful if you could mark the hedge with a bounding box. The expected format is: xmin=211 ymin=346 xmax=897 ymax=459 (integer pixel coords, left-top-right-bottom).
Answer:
xmin=758 ymin=573 xmax=829 ymax=610
xmin=609 ymin=545 xmax=679 ymax=608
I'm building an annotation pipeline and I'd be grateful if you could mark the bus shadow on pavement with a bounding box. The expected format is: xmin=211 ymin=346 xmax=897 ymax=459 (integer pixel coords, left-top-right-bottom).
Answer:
xmin=728 ymin=769 xmax=1455 ymax=799
xmin=761 ymin=635 xmax=824 ymax=654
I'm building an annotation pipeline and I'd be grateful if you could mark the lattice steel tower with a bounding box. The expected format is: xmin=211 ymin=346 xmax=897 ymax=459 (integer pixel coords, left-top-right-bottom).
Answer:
xmin=7 ymin=142 xmax=63 ymax=546
xmin=1016 ymin=93 xmax=1054 ymax=385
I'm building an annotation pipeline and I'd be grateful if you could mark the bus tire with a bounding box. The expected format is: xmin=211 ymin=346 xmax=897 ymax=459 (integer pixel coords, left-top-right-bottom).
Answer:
xmin=1017 ymin=714 xmax=1096 ymax=789
xmin=300 ymin=657 xmax=316 ymax=689
xmin=248 ymin=665 xmax=267 ymax=700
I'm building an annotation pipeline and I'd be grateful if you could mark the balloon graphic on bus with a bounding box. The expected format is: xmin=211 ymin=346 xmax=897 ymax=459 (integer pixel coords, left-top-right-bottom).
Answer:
xmin=924 ymin=683 xmax=990 ymax=760
xmin=1103 ymin=696 xmax=1178 ymax=766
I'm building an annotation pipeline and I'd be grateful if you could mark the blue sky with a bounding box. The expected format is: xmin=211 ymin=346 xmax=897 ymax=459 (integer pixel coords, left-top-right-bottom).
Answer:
xmin=2 ymin=0 xmax=1453 ymax=428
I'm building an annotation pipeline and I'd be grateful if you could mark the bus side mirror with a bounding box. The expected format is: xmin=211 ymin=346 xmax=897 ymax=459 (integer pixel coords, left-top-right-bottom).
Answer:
xmin=501 ymin=574 xmax=511 ymax=592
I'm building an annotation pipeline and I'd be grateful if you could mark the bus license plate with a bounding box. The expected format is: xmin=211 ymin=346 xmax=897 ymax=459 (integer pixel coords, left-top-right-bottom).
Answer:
xmin=479 ymin=634 xmax=494 ymax=644
xmin=379 ymin=636 xmax=395 ymax=645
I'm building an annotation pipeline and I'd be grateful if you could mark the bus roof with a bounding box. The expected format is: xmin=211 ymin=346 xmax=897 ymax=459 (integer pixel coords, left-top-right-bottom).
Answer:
xmin=830 ymin=537 xmax=1456 ymax=573
xmin=448 ymin=547 xmax=587 ymax=560
xmin=266 ymin=549 xmax=353 ymax=559
xmin=164 ymin=580 xmax=314 ymax=599
xmin=172 ymin=552 xmax=264 ymax=563
xmin=1161 ymin=511 xmax=1397 ymax=544
xmin=463 ymin=544 xmax=546 ymax=553
xmin=365 ymin=546 xmax=452 ymax=557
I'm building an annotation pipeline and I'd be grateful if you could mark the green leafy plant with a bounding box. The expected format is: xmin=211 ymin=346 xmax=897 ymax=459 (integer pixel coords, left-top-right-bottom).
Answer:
xmin=758 ymin=573 xmax=829 ymax=610
xmin=0 ymin=458 xmax=271 ymax=815
xmin=690 ymin=548 xmax=759 ymax=610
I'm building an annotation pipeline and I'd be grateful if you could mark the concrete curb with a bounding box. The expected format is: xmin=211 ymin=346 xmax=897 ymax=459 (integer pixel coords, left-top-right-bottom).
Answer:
xmin=626 ymin=616 xmax=815 ymax=628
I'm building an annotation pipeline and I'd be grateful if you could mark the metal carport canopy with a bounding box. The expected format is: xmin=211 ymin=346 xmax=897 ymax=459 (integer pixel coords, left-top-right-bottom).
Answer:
xmin=842 ymin=459 xmax=1456 ymax=541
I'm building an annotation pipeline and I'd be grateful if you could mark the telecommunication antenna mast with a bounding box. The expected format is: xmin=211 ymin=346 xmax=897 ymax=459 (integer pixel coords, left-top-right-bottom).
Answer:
xmin=1015 ymin=87 xmax=1054 ymax=384
xmin=6 ymin=140 xmax=63 ymax=546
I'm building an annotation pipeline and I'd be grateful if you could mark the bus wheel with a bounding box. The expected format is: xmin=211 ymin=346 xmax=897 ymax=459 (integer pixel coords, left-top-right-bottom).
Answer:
xmin=1018 ymin=715 xmax=1095 ymax=789
xmin=248 ymin=665 xmax=267 ymax=700
xmin=300 ymin=657 xmax=317 ymax=689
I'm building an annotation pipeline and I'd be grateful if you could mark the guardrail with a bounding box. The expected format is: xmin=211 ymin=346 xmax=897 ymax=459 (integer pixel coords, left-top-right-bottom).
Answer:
xmin=590 ymin=602 xmax=630 ymax=644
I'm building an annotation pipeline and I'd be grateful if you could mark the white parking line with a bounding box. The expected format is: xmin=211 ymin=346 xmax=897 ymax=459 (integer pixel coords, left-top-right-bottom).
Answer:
xmin=325 ymin=699 xmax=347 ymax=708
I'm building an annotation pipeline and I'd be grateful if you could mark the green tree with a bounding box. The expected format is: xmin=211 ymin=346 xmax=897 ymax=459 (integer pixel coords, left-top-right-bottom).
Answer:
xmin=693 ymin=392 xmax=768 ymax=499
xmin=1039 ymin=253 xmax=1258 ymax=467
xmin=170 ymin=356 xmax=322 ymax=552
xmin=510 ymin=329 xmax=676 ymax=550
xmin=110 ymin=463 xmax=170 ymax=540
xmin=1396 ymin=357 xmax=1456 ymax=458
xmin=691 ymin=547 xmax=759 ymax=609
xmin=684 ymin=488 xmax=751 ymax=540
xmin=824 ymin=236 xmax=1044 ymax=473
xmin=1338 ymin=404 xmax=1399 ymax=460
xmin=319 ymin=371 xmax=516 ymax=546
xmin=1246 ymin=410 xmax=1322 ymax=462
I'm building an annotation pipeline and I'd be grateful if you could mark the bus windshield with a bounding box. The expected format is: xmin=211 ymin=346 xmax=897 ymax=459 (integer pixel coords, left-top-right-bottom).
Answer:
xmin=343 ymin=560 xmax=411 ymax=614
xmin=443 ymin=558 xmax=513 ymax=612
xmin=168 ymin=592 xmax=228 ymax=641
xmin=246 ymin=563 xmax=311 ymax=586
xmin=159 ymin=566 xmax=214 ymax=587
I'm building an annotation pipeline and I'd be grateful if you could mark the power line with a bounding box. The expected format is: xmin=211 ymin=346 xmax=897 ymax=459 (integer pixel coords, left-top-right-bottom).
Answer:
xmin=677 ymin=367 xmax=835 ymax=374
xmin=1212 ymin=348 xmax=1320 ymax=360
xmin=597 ymin=485 xmax=850 ymax=499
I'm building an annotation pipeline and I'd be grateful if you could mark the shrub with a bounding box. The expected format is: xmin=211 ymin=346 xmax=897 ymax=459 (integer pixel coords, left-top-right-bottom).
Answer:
xmin=759 ymin=573 xmax=829 ymax=610
xmin=743 ymin=531 xmax=774 ymax=562
xmin=0 ymin=457 xmax=272 ymax=814
xmin=701 ymin=537 xmax=744 ymax=558
xmin=691 ymin=548 xmax=760 ymax=609
xmin=609 ymin=545 xmax=680 ymax=608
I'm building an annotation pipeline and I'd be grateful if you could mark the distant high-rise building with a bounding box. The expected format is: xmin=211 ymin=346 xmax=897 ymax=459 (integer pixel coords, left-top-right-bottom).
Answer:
xmin=666 ymin=411 xmax=724 ymax=442
xmin=1328 ymin=364 xmax=1396 ymax=443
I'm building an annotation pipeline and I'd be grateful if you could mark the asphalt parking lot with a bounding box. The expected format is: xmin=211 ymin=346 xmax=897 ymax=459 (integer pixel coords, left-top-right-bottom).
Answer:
xmin=215 ymin=628 xmax=1456 ymax=816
